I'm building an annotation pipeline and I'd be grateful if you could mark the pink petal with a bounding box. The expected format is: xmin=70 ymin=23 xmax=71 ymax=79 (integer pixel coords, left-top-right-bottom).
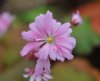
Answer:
xmin=29 ymin=23 xmax=44 ymax=39
xmin=35 ymin=14 xmax=47 ymax=37
xmin=63 ymin=53 xmax=74 ymax=60
xmin=44 ymin=11 xmax=53 ymax=35
xmin=49 ymin=45 xmax=57 ymax=61
xmin=22 ymin=31 xmax=35 ymax=41
xmin=56 ymin=53 xmax=65 ymax=62
xmin=35 ymin=59 xmax=44 ymax=76
xmin=55 ymin=39 xmax=74 ymax=60
xmin=36 ymin=76 xmax=42 ymax=81
xmin=53 ymin=23 xmax=71 ymax=37
xmin=20 ymin=42 xmax=40 ymax=57
xmin=59 ymin=45 xmax=74 ymax=60
xmin=43 ymin=73 xmax=53 ymax=81
xmin=35 ymin=59 xmax=51 ymax=76
xmin=43 ymin=74 xmax=53 ymax=79
xmin=44 ymin=58 xmax=51 ymax=73
xmin=55 ymin=37 xmax=76 ymax=50
xmin=66 ymin=37 xmax=76 ymax=47
xmin=52 ymin=20 xmax=61 ymax=34
xmin=38 ymin=43 xmax=50 ymax=60
xmin=49 ymin=44 xmax=65 ymax=61
xmin=29 ymin=22 xmax=38 ymax=32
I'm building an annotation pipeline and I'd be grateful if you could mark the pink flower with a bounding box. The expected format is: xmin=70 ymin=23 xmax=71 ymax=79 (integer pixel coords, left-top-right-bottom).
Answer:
xmin=23 ymin=59 xmax=52 ymax=81
xmin=21 ymin=11 xmax=76 ymax=61
xmin=21 ymin=11 xmax=76 ymax=81
xmin=71 ymin=11 xmax=82 ymax=26
xmin=0 ymin=12 xmax=15 ymax=37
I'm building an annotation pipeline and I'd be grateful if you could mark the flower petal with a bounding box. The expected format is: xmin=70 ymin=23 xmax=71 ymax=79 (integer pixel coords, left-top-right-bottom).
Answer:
xmin=36 ymin=76 xmax=42 ymax=81
xmin=35 ymin=59 xmax=51 ymax=76
xmin=35 ymin=14 xmax=47 ymax=37
xmin=30 ymin=74 xmax=35 ymax=81
xmin=44 ymin=11 xmax=53 ymax=35
xmin=56 ymin=53 xmax=65 ymax=62
xmin=44 ymin=58 xmax=51 ymax=73
xmin=22 ymin=31 xmax=35 ymax=41
xmin=20 ymin=42 xmax=40 ymax=57
xmin=38 ymin=43 xmax=50 ymax=60
xmin=23 ymin=74 xmax=30 ymax=78
xmin=59 ymin=46 xmax=74 ymax=60
xmin=43 ymin=74 xmax=53 ymax=79
xmin=35 ymin=59 xmax=44 ymax=76
xmin=55 ymin=37 xmax=76 ymax=50
xmin=53 ymin=23 xmax=71 ymax=37
xmin=49 ymin=45 xmax=57 ymax=61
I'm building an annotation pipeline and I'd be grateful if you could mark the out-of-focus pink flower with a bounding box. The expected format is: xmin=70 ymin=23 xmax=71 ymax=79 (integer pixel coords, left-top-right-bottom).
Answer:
xmin=71 ymin=11 xmax=82 ymax=26
xmin=0 ymin=12 xmax=15 ymax=37
xmin=21 ymin=11 xmax=76 ymax=61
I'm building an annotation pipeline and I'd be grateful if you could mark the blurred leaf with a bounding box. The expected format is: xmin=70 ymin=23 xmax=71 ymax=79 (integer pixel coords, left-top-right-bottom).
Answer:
xmin=17 ymin=6 xmax=59 ymax=23
xmin=0 ymin=60 xmax=34 ymax=81
xmin=1 ymin=21 xmax=24 ymax=67
xmin=51 ymin=62 xmax=95 ymax=81
xmin=64 ymin=17 xmax=100 ymax=54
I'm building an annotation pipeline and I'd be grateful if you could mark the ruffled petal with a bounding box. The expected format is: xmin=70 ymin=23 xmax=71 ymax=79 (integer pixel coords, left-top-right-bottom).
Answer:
xmin=49 ymin=45 xmax=57 ymax=61
xmin=53 ymin=23 xmax=71 ymax=37
xmin=35 ymin=14 xmax=47 ymax=37
xmin=44 ymin=11 xmax=53 ymax=35
xmin=38 ymin=43 xmax=50 ymax=60
xmin=59 ymin=46 xmax=74 ymax=60
xmin=22 ymin=31 xmax=35 ymax=41
xmin=20 ymin=42 xmax=40 ymax=57
xmin=35 ymin=59 xmax=44 ymax=76
xmin=55 ymin=37 xmax=76 ymax=50
xmin=43 ymin=58 xmax=51 ymax=73
xmin=34 ymin=58 xmax=51 ymax=76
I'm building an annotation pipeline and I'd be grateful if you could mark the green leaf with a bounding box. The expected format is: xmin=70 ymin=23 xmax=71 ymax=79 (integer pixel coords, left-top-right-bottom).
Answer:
xmin=64 ymin=17 xmax=100 ymax=55
xmin=17 ymin=6 xmax=59 ymax=23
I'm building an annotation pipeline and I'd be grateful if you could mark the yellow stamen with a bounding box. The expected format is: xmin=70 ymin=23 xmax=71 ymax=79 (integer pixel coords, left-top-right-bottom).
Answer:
xmin=47 ymin=37 xmax=54 ymax=43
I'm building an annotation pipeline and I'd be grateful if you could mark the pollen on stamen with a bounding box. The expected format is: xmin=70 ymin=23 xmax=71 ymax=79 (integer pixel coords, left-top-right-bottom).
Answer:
xmin=47 ymin=37 xmax=54 ymax=43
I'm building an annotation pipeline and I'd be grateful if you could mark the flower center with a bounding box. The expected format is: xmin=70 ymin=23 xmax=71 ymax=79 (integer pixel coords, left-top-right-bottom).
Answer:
xmin=47 ymin=37 xmax=54 ymax=43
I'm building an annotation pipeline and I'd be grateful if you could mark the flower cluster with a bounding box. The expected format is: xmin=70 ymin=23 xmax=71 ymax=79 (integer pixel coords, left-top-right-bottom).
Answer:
xmin=0 ymin=12 xmax=15 ymax=37
xmin=20 ymin=11 xmax=82 ymax=81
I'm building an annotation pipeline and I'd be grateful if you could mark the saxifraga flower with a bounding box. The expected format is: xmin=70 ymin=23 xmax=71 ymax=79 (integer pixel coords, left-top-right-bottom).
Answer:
xmin=20 ymin=11 xmax=76 ymax=81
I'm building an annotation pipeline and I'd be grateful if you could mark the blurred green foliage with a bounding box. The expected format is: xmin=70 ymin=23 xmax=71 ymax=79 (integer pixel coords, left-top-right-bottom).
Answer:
xmin=0 ymin=20 xmax=35 ymax=81
xmin=0 ymin=60 xmax=34 ymax=81
xmin=64 ymin=17 xmax=100 ymax=55
xmin=0 ymin=5 xmax=100 ymax=81
xmin=17 ymin=6 xmax=60 ymax=23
